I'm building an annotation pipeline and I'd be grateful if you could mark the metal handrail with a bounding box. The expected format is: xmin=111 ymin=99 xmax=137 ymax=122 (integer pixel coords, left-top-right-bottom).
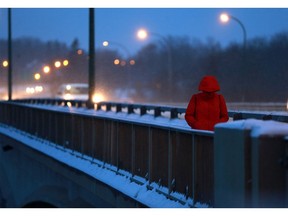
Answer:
xmin=12 ymin=98 xmax=288 ymax=123
xmin=0 ymin=100 xmax=215 ymax=206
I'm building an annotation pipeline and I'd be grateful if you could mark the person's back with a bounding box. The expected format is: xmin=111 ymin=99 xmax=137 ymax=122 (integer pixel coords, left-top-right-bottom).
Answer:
xmin=185 ymin=75 xmax=229 ymax=131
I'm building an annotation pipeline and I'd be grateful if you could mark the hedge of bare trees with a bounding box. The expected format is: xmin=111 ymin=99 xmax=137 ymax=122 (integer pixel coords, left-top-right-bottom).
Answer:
xmin=1 ymin=31 xmax=288 ymax=103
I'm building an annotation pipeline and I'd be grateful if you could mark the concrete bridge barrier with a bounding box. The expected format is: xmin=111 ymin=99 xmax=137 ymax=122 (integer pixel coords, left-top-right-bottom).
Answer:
xmin=214 ymin=119 xmax=288 ymax=207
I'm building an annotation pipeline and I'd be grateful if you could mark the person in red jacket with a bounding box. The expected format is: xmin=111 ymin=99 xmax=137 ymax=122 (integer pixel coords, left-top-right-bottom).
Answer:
xmin=185 ymin=75 xmax=229 ymax=131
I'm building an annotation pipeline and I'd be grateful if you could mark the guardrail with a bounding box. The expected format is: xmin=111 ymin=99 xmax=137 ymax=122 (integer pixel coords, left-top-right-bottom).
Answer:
xmin=1 ymin=99 xmax=287 ymax=207
xmin=0 ymin=100 xmax=214 ymax=207
xmin=12 ymin=98 xmax=288 ymax=123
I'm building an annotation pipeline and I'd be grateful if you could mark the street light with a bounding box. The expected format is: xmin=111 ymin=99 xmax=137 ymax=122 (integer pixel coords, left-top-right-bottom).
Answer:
xmin=102 ymin=40 xmax=134 ymax=65
xmin=34 ymin=73 xmax=41 ymax=81
xmin=54 ymin=61 xmax=61 ymax=68
xmin=137 ymin=29 xmax=148 ymax=40
xmin=2 ymin=60 xmax=8 ymax=67
xmin=136 ymin=28 xmax=173 ymax=101
xmin=137 ymin=28 xmax=170 ymax=46
xmin=43 ymin=65 xmax=50 ymax=74
xmin=63 ymin=60 xmax=69 ymax=66
xmin=136 ymin=28 xmax=172 ymax=70
xmin=220 ymin=13 xmax=247 ymax=50
xmin=220 ymin=12 xmax=247 ymax=102
xmin=103 ymin=40 xmax=130 ymax=56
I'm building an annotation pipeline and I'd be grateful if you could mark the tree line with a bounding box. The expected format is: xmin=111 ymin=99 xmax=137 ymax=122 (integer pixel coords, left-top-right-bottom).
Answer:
xmin=0 ymin=31 xmax=288 ymax=103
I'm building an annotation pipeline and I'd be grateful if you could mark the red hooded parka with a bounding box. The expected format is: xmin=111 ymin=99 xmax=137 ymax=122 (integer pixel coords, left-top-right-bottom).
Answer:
xmin=185 ymin=76 xmax=229 ymax=131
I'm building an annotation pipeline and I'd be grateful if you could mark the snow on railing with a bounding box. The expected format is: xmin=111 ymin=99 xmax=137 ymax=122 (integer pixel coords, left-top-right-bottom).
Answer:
xmin=12 ymin=98 xmax=288 ymax=123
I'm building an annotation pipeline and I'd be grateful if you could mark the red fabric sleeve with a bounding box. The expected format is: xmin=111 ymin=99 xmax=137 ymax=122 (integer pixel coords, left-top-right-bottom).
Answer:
xmin=218 ymin=94 xmax=229 ymax=123
xmin=185 ymin=95 xmax=197 ymax=128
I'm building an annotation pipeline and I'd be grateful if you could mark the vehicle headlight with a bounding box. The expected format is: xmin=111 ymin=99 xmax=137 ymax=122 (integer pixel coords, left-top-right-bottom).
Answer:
xmin=64 ymin=93 xmax=74 ymax=100
xmin=92 ymin=93 xmax=105 ymax=103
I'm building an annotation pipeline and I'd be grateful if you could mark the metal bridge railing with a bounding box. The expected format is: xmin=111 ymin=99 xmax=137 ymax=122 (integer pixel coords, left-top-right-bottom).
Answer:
xmin=1 ymin=99 xmax=287 ymax=207
xmin=12 ymin=98 xmax=288 ymax=123
xmin=0 ymin=100 xmax=214 ymax=207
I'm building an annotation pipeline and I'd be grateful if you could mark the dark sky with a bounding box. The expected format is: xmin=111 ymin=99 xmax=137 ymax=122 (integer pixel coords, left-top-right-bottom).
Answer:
xmin=1 ymin=3 xmax=288 ymax=56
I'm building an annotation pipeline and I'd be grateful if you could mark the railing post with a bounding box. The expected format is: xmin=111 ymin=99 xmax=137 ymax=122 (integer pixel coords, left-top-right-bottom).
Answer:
xmin=140 ymin=106 xmax=146 ymax=116
xmin=131 ymin=124 xmax=135 ymax=175
xmin=170 ymin=108 xmax=178 ymax=119
xmin=154 ymin=107 xmax=161 ymax=117
xmin=116 ymin=104 xmax=122 ymax=113
xmin=128 ymin=105 xmax=134 ymax=114
xmin=148 ymin=126 xmax=152 ymax=183
xmin=168 ymin=130 xmax=172 ymax=194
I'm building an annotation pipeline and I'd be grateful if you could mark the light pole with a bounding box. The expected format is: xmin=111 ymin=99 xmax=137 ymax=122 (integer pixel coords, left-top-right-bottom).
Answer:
xmin=220 ymin=13 xmax=247 ymax=51
xmin=220 ymin=13 xmax=247 ymax=102
xmin=137 ymin=28 xmax=172 ymax=63
xmin=87 ymin=8 xmax=95 ymax=108
xmin=137 ymin=28 xmax=173 ymax=102
xmin=8 ymin=8 xmax=12 ymax=100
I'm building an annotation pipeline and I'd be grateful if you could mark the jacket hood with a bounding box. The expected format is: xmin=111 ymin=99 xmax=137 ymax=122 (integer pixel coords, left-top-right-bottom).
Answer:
xmin=198 ymin=75 xmax=220 ymax=92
